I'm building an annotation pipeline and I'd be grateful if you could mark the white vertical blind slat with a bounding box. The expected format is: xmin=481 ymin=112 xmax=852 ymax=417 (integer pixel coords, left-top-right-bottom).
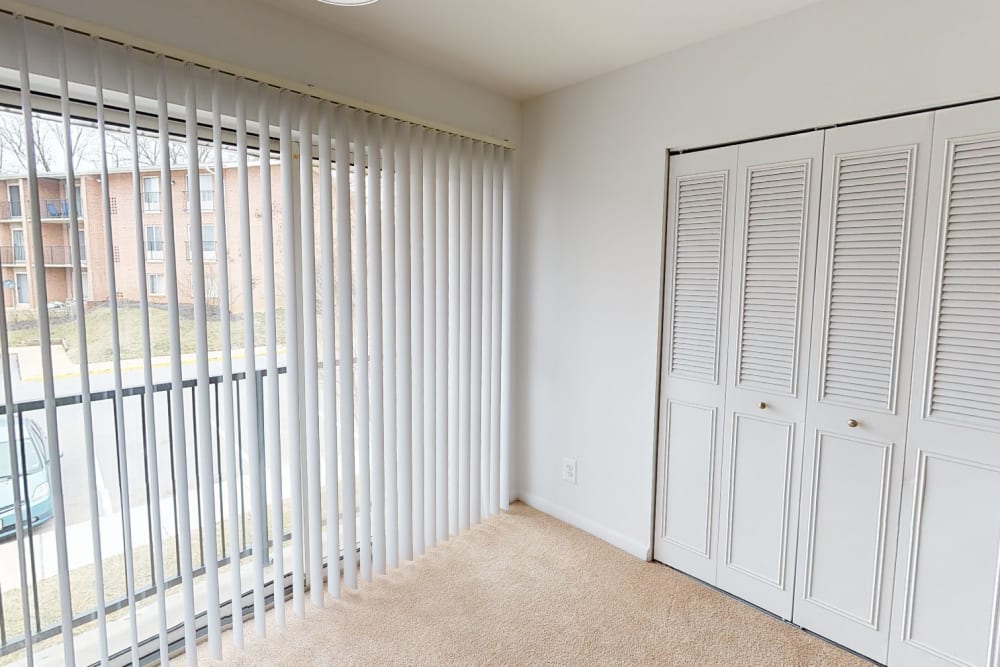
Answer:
xmin=0 ymin=248 xmax=33 ymax=667
xmin=396 ymin=122 xmax=413 ymax=561
xmin=458 ymin=138 xmax=472 ymax=532
xmin=319 ymin=103 xmax=342 ymax=598
xmin=127 ymin=47 xmax=171 ymax=659
xmin=300 ymin=99 xmax=325 ymax=608
xmin=93 ymin=36 xmax=141 ymax=663
xmin=382 ymin=118 xmax=400 ymax=570
xmin=184 ymin=62 xmax=223 ymax=657
xmin=336 ymin=105 xmax=359 ymax=586
xmin=435 ymin=133 xmax=449 ymax=542
xmin=211 ymin=71 xmax=245 ymax=648
xmin=470 ymin=140 xmax=484 ymax=525
xmin=499 ymin=149 xmax=513 ymax=510
xmin=423 ymin=129 xmax=437 ymax=550
xmin=258 ymin=83 xmax=286 ymax=628
xmin=280 ymin=90 xmax=305 ymax=616
xmin=411 ymin=125 xmax=425 ymax=558
xmin=480 ymin=145 xmax=494 ymax=517
xmin=447 ymin=135 xmax=461 ymax=536
xmin=368 ymin=114 xmax=388 ymax=575
xmin=354 ymin=113 xmax=373 ymax=583
xmin=235 ymin=78 xmax=269 ymax=632
xmin=489 ymin=146 xmax=504 ymax=515
xmin=155 ymin=54 xmax=198 ymax=663
xmin=53 ymin=23 xmax=104 ymax=662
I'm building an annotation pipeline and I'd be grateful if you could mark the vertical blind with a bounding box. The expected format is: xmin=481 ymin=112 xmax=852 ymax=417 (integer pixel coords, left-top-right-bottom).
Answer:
xmin=0 ymin=12 xmax=513 ymax=666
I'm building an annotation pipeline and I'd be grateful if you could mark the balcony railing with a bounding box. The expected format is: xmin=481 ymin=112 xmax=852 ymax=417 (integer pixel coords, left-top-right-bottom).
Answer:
xmin=40 ymin=245 xmax=85 ymax=266
xmin=0 ymin=245 xmax=84 ymax=266
xmin=181 ymin=190 xmax=215 ymax=212
xmin=0 ymin=201 xmax=22 ymax=220
xmin=41 ymin=199 xmax=71 ymax=219
xmin=0 ymin=245 xmax=26 ymax=265
xmin=185 ymin=240 xmax=218 ymax=262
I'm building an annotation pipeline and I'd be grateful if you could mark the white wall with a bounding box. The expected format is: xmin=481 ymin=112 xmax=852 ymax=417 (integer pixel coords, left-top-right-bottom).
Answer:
xmin=10 ymin=0 xmax=519 ymax=144
xmin=516 ymin=0 xmax=1000 ymax=559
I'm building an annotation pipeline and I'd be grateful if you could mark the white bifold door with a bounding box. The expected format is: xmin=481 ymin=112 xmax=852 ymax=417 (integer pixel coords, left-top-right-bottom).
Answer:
xmin=653 ymin=146 xmax=737 ymax=584
xmin=889 ymin=100 xmax=1000 ymax=667
xmin=656 ymin=100 xmax=1000 ymax=666
xmin=792 ymin=113 xmax=934 ymax=662
xmin=714 ymin=132 xmax=824 ymax=620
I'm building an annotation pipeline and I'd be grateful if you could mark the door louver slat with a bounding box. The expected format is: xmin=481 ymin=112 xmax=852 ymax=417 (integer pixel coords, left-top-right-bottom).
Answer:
xmin=929 ymin=138 xmax=1000 ymax=429
xmin=822 ymin=149 xmax=914 ymax=409
xmin=670 ymin=173 xmax=727 ymax=381
xmin=737 ymin=162 xmax=808 ymax=393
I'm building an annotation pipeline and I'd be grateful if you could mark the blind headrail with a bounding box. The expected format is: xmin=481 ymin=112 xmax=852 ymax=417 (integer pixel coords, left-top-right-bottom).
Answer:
xmin=0 ymin=0 xmax=516 ymax=150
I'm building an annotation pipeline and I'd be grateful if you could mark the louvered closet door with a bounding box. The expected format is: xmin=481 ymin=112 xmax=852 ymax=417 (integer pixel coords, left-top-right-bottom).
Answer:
xmin=793 ymin=114 xmax=934 ymax=663
xmin=714 ymin=132 xmax=823 ymax=619
xmin=653 ymin=146 xmax=738 ymax=584
xmin=889 ymin=100 xmax=1000 ymax=667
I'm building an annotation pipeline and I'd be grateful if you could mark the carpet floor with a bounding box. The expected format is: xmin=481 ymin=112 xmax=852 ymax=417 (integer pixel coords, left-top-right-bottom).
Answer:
xmin=191 ymin=503 xmax=868 ymax=666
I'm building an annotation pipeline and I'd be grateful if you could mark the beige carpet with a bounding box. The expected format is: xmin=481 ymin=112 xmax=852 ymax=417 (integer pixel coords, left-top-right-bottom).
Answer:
xmin=190 ymin=503 xmax=868 ymax=666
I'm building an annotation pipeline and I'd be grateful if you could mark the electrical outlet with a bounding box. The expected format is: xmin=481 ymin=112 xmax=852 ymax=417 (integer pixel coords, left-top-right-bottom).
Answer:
xmin=562 ymin=457 xmax=577 ymax=485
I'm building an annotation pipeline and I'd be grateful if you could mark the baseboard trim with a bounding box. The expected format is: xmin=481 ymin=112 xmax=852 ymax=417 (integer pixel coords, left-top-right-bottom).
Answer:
xmin=517 ymin=493 xmax=651 ymax=561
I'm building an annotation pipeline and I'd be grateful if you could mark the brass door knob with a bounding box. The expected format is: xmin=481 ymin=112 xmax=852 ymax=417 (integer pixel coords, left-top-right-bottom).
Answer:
xmin=758 ymin=401 xmax=767 ymax=410
xmin=847 ymin=419 xmax=859 ymax=428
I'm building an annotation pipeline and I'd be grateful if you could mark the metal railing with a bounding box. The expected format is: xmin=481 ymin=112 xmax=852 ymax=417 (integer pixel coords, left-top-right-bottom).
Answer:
xmin=0 ymin=202 xmax=22 ymax=220
xmin=181 ymin=190 xmax=215 ymax=212
xmin=0 ymin=365 xmax=288 ymax=659
xmin=0 ymin=246 xmax=26 ymax=265
xmin=185 ymin=241 xmax=218 ymax=262
xmin=39 ymin=245 xmax=84 ymax=266
xmin=0 ymin=245 xmax=86 ymax=266
xmin=41 ymin=200 xmax=71 ymax=219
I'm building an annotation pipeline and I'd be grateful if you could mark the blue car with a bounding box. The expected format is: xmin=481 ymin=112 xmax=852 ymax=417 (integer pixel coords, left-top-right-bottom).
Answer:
xmin=0 ymin=416 xmax=54 ymax=537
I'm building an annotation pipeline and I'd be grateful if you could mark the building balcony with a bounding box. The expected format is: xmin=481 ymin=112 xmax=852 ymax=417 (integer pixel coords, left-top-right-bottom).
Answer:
xmin=0 ymin=245 xmax=87 ymax=267
xmin=0 ymin=201 xmax=22 ymax=221
xmin=40 ymin=199 xmax=83 ymax=222
xmin=0 ymin=245 xmax=26 ymax=265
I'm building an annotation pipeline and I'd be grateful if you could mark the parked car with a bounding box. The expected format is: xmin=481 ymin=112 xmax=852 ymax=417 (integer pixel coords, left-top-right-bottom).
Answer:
xmin=0 ymin=416 xmax=53 ymax=538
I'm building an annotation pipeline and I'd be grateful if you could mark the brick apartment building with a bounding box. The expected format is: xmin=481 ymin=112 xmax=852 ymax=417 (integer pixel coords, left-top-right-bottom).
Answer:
xmin=0 ymin=162 xmax=294 ymax=315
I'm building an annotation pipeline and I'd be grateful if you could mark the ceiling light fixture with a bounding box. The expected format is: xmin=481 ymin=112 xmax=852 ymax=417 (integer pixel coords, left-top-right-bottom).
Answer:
xmin=317 ymin=0 xmax=379 ymax=5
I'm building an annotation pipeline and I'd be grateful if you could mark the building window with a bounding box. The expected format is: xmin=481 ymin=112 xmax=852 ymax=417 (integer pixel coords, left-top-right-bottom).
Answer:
xmin=188 ymin=223 xmax=217 ymax=262
xmin=148 ymin=273 xmax=165 ymax=296
xmin=6 ymin=184 xmax=21 ymax=219
xmin=142 ymin=176 xmax=160 ymax=212
xmin=185 ymin=173 xmax=215 ymax=212
xmin=145 ymin=225 xmax=164 ymax=261
xmin=78 ymin=269 xmax=90 ymax=301
xmin=14 ymin=272 xmax=28 ymax=305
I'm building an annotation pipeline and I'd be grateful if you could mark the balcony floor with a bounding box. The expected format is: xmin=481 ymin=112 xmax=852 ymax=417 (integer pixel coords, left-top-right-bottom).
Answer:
xmin=184 ymin=503 xmax=866 ymax=667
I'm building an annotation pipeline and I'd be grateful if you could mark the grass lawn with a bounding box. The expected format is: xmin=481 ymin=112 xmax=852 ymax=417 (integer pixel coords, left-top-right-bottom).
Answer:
xmin=5 ymin=304 xmax=289 ymax=365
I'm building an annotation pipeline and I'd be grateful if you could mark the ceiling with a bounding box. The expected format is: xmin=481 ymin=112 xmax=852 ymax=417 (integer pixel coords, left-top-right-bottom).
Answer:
xmin=256 ymin=0 xmax=823 ymax=100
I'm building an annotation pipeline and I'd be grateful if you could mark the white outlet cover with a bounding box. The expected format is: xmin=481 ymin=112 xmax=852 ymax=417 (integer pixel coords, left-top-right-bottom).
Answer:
xmin=562 ymin=457 xmax=577 ymax=484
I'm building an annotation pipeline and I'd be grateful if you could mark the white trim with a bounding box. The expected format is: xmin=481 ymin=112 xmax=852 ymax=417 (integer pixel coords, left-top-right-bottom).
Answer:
xmin=518 ymin=492 xmax=652 ymax=561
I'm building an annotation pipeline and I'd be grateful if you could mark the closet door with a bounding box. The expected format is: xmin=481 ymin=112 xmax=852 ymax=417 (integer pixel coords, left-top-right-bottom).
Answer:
xmin=714 ymin=132 xmax=823 ymax=619
xmin=889 ymin=100 xmax=1000 ymax=667
xmin=653 ymin=146 xmax=737 ymax=584
xmin=793 ymin=113 xmax=933 ymax=662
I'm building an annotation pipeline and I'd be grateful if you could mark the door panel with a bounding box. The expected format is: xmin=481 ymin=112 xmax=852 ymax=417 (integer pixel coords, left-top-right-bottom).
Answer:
xmin=653 ymin=146 xmax=738 ymax=583
xmin=661 ymin=400 xmax=717 ymax=558
xmin=890 ymin=99 xmax=1000 ymax=667
xmin=800 ymin=432 xmax=892 ymax=626
xmin=715 ymin=131 xmax=824 ymax=619
xmin=723 ymin=414 xmax=794 ymax=592
xmin=795 ymin=113 xmax=934 ymax=662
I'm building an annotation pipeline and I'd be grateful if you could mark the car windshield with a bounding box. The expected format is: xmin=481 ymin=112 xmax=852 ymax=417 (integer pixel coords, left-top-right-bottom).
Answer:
xmin=0 ymin=425 xmax=43 ymax=480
